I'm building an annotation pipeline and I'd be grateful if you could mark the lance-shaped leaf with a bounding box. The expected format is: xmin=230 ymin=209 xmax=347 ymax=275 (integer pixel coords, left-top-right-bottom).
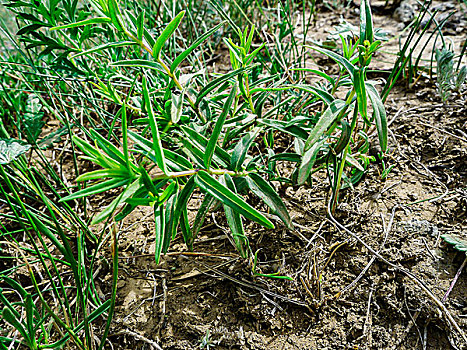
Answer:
xmin=153 ymin=11 xmax=185 ymax=59
xmin=196 ymin=171 xmax=274 ymax=229
xmin=171 ymin=21 xmax=225 ymax=72
xmin=221 ymin=174 xmax=248 ymax=257
xmin=142 ymin=76 xmax=168 ymax=174
xmin=230 ymin=127 xmax=261 ymax=171
xmin=164 ymin=176 xmax=196 ymax=251
xmin=360 ymin=0 xmax=374 ymax=45
xmin=191 ymin=194 xmax=216 ymax=242
xmin=365 ymin=82 xmax=387 ymax=152
xmin=59 ymin=178 xmax=130 ymax=202
xmin=196 ymin=67 xmax=249 ymax=106
xmin=91 ymin=178 xmax=143 ymax=224
xmin=111 ymin=59 xmax=165 ymax=74
xmin=354 ymin=68 xmax=368 ymax=121
xmin=154 ymin=205 xmax=165 ymax=264
xmin=246 ymin=173 xmax=293 ymax=230
xmin=298 ymin=138 xmax=326 ymax=185
xmin=50 ymin=17 xmax=111 ymax=30
xmin=204 ymin=85 xmax=236 ymax=169
xmin=307 ymin=45 xmax=355 ymax=79
xmin=304 ymin=99 xmax=346 ymax=152
xmin=71 ymin=41 xmax=137 ymax=58
xmin=179 ymin=207 xmax=193 ymax=251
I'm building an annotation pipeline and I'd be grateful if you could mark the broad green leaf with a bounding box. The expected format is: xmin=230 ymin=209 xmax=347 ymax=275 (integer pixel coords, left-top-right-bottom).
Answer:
xmin=365 ymin=82 xmax=387 ymax=152
xmin=195 ymin=171 xmax=274 ymax=229
xmin=298 ymin=139 xmax=326 ymax=185
xmin=170 ymin=21 xmax=225 ymax=72
xmin=246 ymin=173 xmax=293 ymax=230
xmin=153 ymin=11 xmax=185 ymax=59
xmin=0 ymin=139 xmax=31 ymax=164
xmin=230 ymin=127 xmax=261 ymax=171
xmin=71 ymin=41 xmax=137 ymax=58
xmin=111 ymin=59 xmax=165 ymax=74
xmin=304 ymin=99 xmax=346 ymax=152
xmin=204 ymin=85 xmax=236 ymax=169
xmin=221 ymin=174 xmax=248 ymax=257
xmin=142 ymin=76 xmax=168 ymax=174
xmin=290 ymin=68 xmax=335 ymax=85
xmin=50 ymin=17 xmax=111 ymax=30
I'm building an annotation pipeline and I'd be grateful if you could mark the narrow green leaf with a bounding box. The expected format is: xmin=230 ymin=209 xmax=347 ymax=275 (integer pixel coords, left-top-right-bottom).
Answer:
xmin=60 ymin=178 xmax=129 ymax=202
xmin=204 ymin=85 xmax=236 ymax=169
xmin=137 ymin=10 xmax=145 ymax=41
xmin=230 ymin=127 xmax=261 ymax=171
xmin=196 ymin=171 xmax=274 ymax=229
xmin=346 ymin=153 xmax=364 ymax=171
xmin=306 ymin=45 xmax=355 ymax=79
xmin=111 ymin=59 xmax=165 ymax=74
xmin=179 ymin=207 xmax=192 ymax=250
xmin=246 ymin=173 xmax=293 ymax=230
xmin=354 ymin=68 xmax=368 ymax=121
xmin=196 ymin=67 xmax=249 ymax=106
xmin=365 ymin=82 xmax=387 ymax=151
xmin=360 ymin=0 xmax=374 ymax=44
xmin=165 ymin=176 xmax=196 ymax=249
xmin=221 ymin=174 xmax=248 ymax=257
xmin=304 ymin=99 xmax=346 ymax=152
xmin=191 ymin=194 xmax=216 ymax=241
xmin=71 ymin=41 xmax=137 ymax=58
xmin=50 ymin=17 xmax=111 ymax=30
xmin=2 ymin=308 xmax=30 ymax=345
xmin=154 ymin=206 xmax=165 ymax=264
xmin=298 ymin=139 xmax=326 ymax=185
xmin=153 ymin=11 xmax=185 ymax=59
xmin=170 ymin=21 xmax=225 ymax=72
xmin=142 ymin=76 xmax=168 ymax=174
xmin=92 ymin=177 xmax=144 ymax=225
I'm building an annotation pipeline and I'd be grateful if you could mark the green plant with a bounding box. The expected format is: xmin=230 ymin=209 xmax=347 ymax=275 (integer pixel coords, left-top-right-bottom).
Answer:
xmin=0 ymin=0 xmax=390 ymax=346
xmin=435 ymin=47 xmax=466 ymax=102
